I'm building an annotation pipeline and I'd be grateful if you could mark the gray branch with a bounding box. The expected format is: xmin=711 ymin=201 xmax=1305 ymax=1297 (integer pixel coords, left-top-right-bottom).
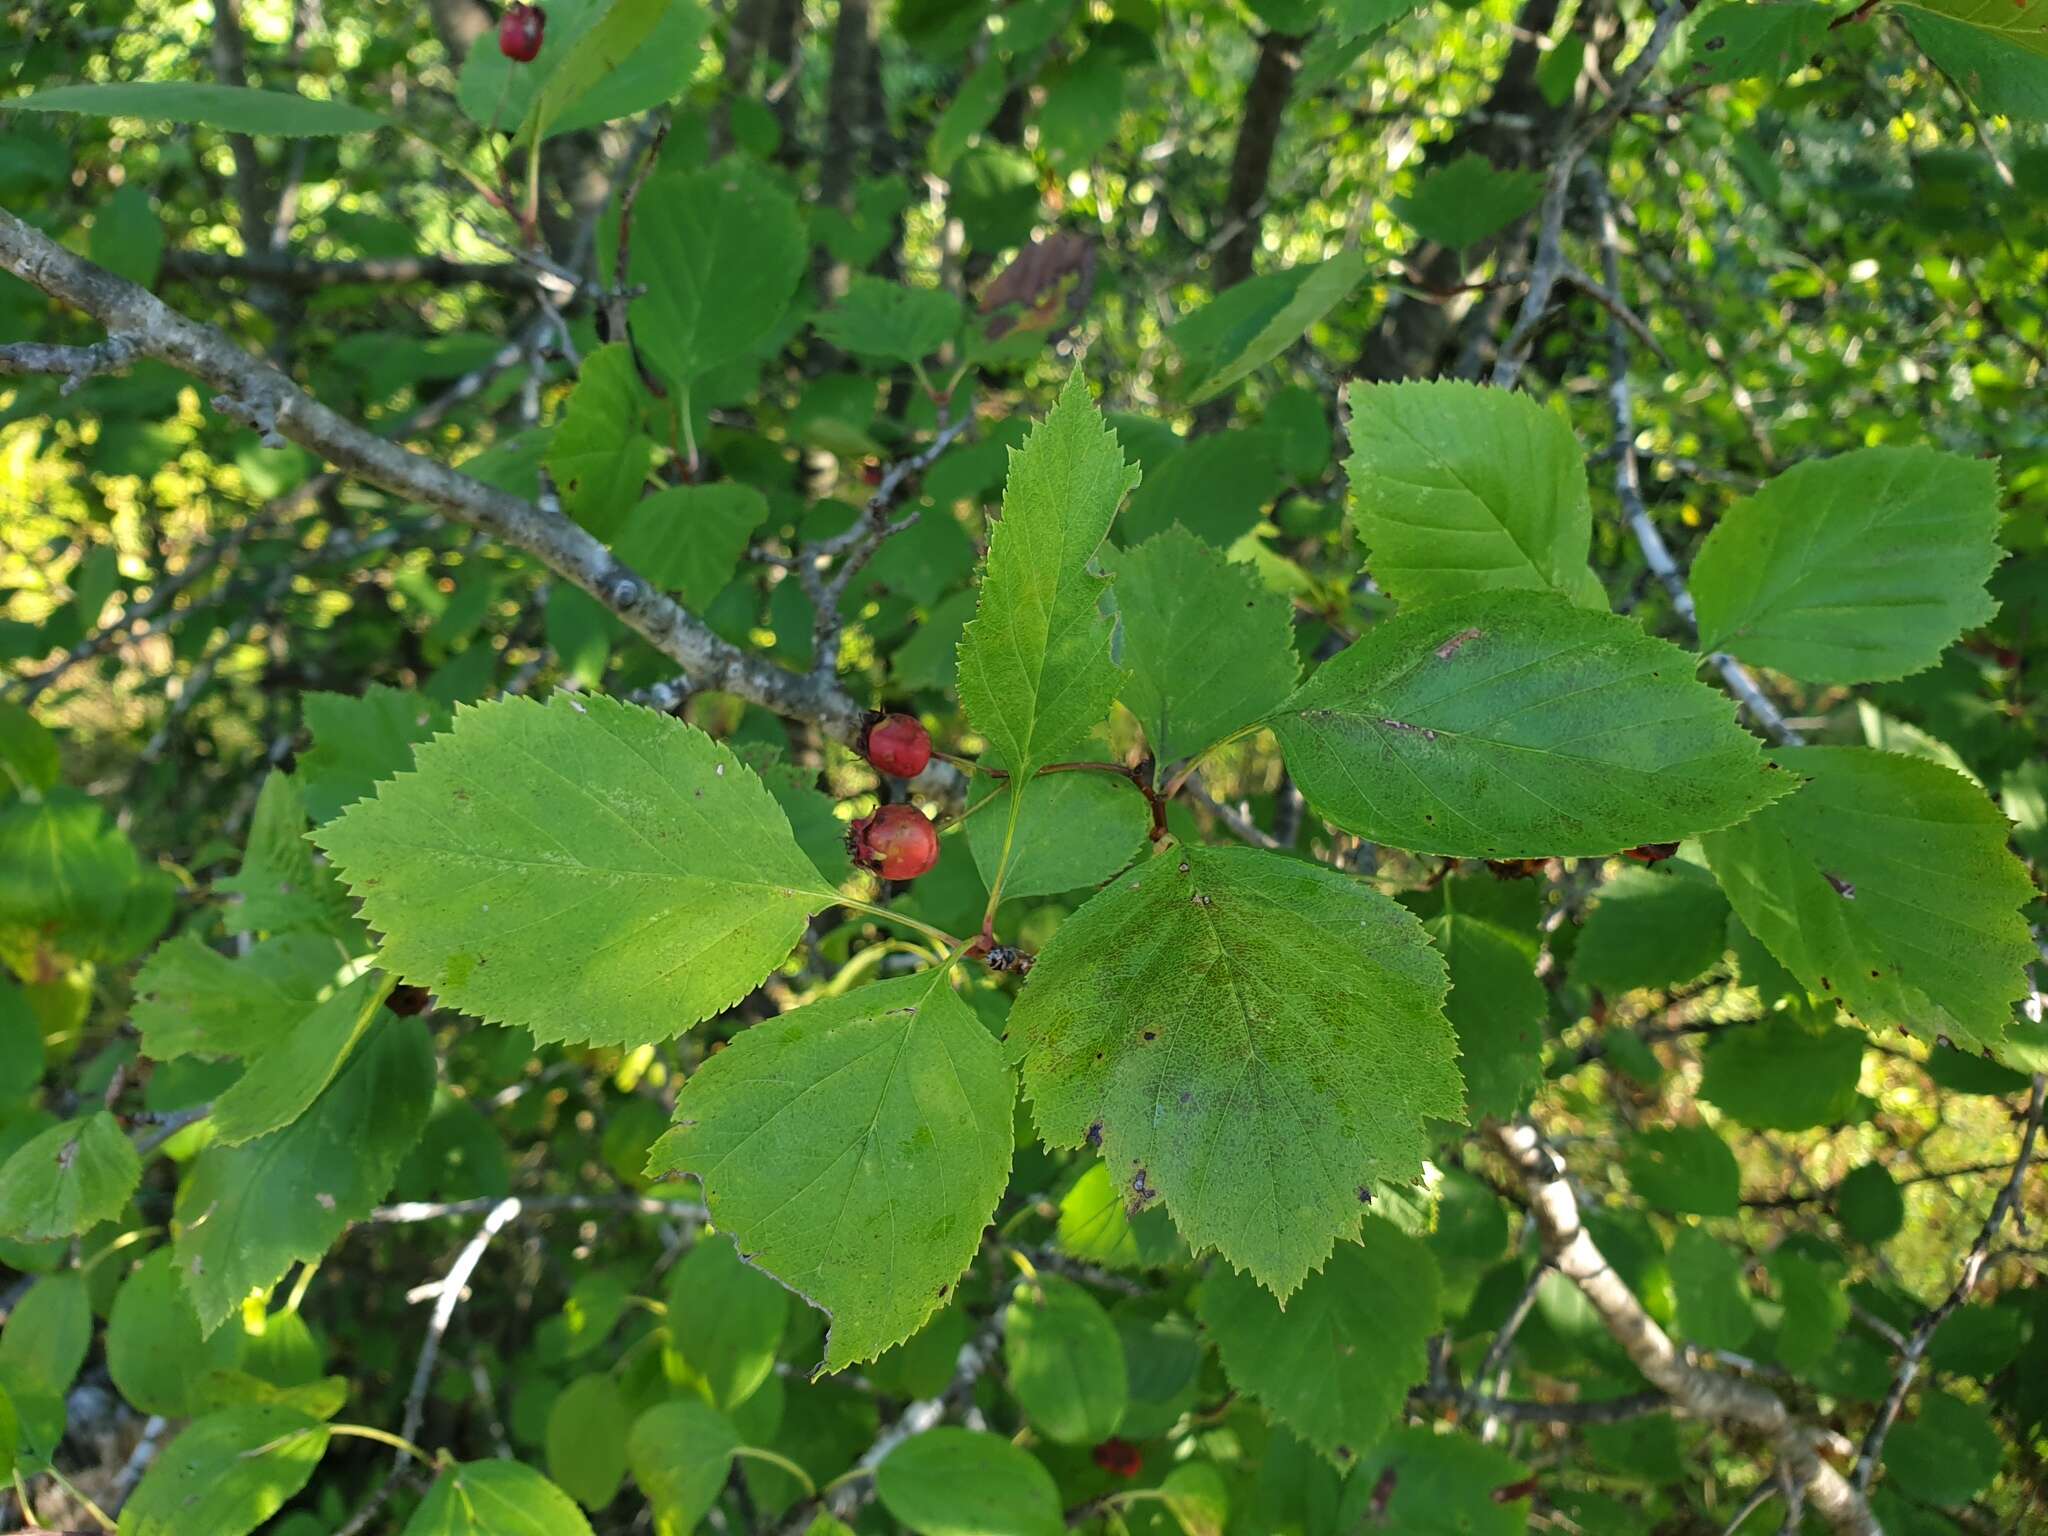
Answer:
xmin=1591 ymin=174 xmax=1803 ymax=746
xmin=0 ymin=205 xmax=867 ymax=743
xmin=1491 ymin=0 xmax=1692 ymax=392
xmin=1495 ymin=1120 xmax=1881 ymax=1535
xmin=162 ymin=249 xmax=548 ymax=292
xmin=0 ymin=332 xmax=142 ymax=393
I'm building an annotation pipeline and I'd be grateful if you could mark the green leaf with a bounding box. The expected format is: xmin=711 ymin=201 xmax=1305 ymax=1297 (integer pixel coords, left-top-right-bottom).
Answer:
xmin=299 ymin=687 xmax=453 ymax=823
xmin=216 ymin=771 xmax=355 ymax=939
xmin=404 ymin=1460 xmax=597 ymax=1536
xmin=1928 ymin=1303 xmax=2025 ymax=1376
xmin=545 ymin=345 xmax=657 ymax=538
xmin=1170 ymin=254 xmax=1365 ymax=404
xmin=546 ymin=1373 xmax=629 ymax=1511
xmin=1037 ymin=48 xmax=1124 ymax=163
xmin=1344 ymin=381 xmax=1605 ymax=609
xmin=1884 ymin=1391 xmax=2004 ymax=1506
xmin=1338 ymin=1426 xmax=1531 ymax=1535
xmin=118 ymin=1404 xmax=330 ymax=1536
xmin=629 ymin=165 xmax=806 ymax=393
xmin=0 ymin=1385 xmax=15 ymax=1484
xmin=1197 ymin=1216 xmax=1439 ymax=1466
xmin=8 ymin=82 xmax=390 ymax=135
xmin=1903 ymin=6 xmax=2048 ymax=118
xmin=1003 ymin=1274 xmax=1128 ymax=1444
xmin=613 ymin=483 xmax=769 ymax=611
xmin=874 ymin=1428 xmax=1062 ymax=1536
xmin=1669 ymin=1226 xmax=1755 ymax=1351
xmin=1690 ymin=448 xmax=2004 ymax=685
xmin=0 ymin=1110 xmax=139 ymax=1241
xmin=1154 ymin=1462 xmax=1226 ymax=1536
xmin=174 ymin=1018 xmax=434 ymax=1331
xmin=0 ymin=700 xmax=60 ymax=792
xmin=89 ymin=183 xmax=165 ymax=287
xmin=1573 ymin=863 xmax=1730 ymax=995
xmin=1109 ymin=528 xmax=1300 ymax=765
xmin=1394 ymin=153 xmax=1543 ymax=250
xmin=1624 ymin=1124 xmax=1740 ymax=1217
xmin=815 ymin=276 xmax=964 ymax=364
xmin=931 ymin=59 xmax=1009 ymax=173
xmin=1054 ymin=1160 xmax=1184 ymax=1272
xmin=0 ymin=788 xmax=175 ymax=965
xmin=1685 ymin=3 xmax=1834 ymax=84
xmin=0 ymin=1273 xmax=90 ymax=1465
xmin=650 ymin=970 xmax=1013 ymax=1370
xmin=207 ymin=965 xmax=393 ymax=1146
xmin=527 ymin=0 xmax=668 ymax=140
xmin=0 ymin=978 xmax=45 ymax=1097
xmin=1270 ymin=593 xmax=1791 ymax=858
xmin=965 ymin=767 xmax=1149 ymax=903
xmin=131 ymin=932 xmax=341 ymax=1061
xmin=1699 ymin=1015 xmax=1865 ymax=1130
xmin=107 ymin=1249 xmax=242 ymax=1418
xmin=1769 ymin=1249 xmax=1848 ymax=1374
xmin=1901 ymin=0 xmax=2048 ymax=56
xmin=459 ymin=0 xmax=707 ymax=140
xmin=1115 ymin=429 xmax=1287 ymax=548
xmin=1011 ymin=843 xmax=1461 ymax=1298
xmin=316 ymin=694 xmax=828 ymax=1049
xmin=1701 ymin=747 xmax=2035 ymax=1054
xmin=1429 ymin=912 xmax=1544 ymax=1121
xmin=627 ymin=1400 xmax=737 ymax=1533
xmin=1836 ymin=1163 xmax=1906 ymax=1245
xmin=663 ymin=1233 xmax=790 ymax=1407
xmin=956 ymin=373 xmax=1140 ymax=782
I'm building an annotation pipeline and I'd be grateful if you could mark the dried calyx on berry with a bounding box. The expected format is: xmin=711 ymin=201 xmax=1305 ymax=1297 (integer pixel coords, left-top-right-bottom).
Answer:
xmin=859 ymin=710 xmax=932 ymax=779
xmin=848 ymin=803 xmax=939 ymax=881
xmin=498 ymin=2 xmax=545 ymax=61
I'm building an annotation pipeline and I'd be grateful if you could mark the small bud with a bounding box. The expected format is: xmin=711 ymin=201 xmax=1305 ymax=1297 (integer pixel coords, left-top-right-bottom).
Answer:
xmin=499 ymin=3 xmax=545 ymax=61
xmin=848 ymin=803 xmax=939 ymax=881
xmin=860 ymin=712 xmax=932 ymax=779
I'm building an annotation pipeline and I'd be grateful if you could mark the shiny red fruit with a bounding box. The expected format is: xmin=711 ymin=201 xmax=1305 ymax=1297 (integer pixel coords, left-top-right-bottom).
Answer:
xmin=849 ymin=804 xmax=939 ymax=880
xmin=862 ymin=712 xmax=932 ymax=778
xmin=1092 ymin=1437 xmax=1142 ymax=1479
xmin=498 ymin=3 xmax=545 ymax=61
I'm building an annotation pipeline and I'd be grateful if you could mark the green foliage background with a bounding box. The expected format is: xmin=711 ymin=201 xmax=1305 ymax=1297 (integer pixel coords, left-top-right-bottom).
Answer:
xmin=0 ymin=0 xmax=2045 ymax=1532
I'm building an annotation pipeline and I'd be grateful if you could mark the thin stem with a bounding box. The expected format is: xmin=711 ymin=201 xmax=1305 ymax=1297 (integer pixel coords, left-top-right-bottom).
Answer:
xmin=678 ymin=383 xmax=700 ymax=479
xmin=733 ymin=1446 xmax=816 ymax=1498
xmin=80 ymin=1224 xmax=161 ymax=1275
xmin=39 ymin=1465 xmax=116 ymax=1533
xmin=980 ymin=788 xmax=1026 ymax=935
xmin=1161 ymin=724 xmax=1260 ymax=801
xmin=284 ymin=1258 xmax=320 ymax=1314
xmin=831 ymin=895 xmax=964 ymax=953
xmin=329 ymin=1424 xmax=436 ymax=1466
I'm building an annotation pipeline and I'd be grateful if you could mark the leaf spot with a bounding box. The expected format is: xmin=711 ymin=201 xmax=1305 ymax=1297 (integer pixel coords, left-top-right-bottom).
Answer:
xmin=1434 ymin=626 xmax=1483 ymax=660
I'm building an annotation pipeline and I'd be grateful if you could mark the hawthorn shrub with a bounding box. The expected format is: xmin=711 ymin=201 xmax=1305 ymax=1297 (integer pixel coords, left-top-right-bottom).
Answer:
xmin=0 ymin=2 xmax=2045 ymax=1535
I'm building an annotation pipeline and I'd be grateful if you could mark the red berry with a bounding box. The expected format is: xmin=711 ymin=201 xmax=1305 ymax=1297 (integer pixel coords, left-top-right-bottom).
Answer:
xmin=1092 ymin=1438 xmax=1142 ymax=1479
xmin=848 ymin=804 xmax=939 ymax=881
xmin=498 ymin=3 xmax=545 ymax=61
xmin=862 ymin=712 xmax=932 ymax=778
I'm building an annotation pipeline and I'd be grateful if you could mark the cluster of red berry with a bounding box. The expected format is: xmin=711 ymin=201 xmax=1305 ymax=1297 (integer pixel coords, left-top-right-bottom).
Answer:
xmin=847 ymin=714 xmax=939 ymax=881
xmin=498 ymin=2 xmax=545 ymax=61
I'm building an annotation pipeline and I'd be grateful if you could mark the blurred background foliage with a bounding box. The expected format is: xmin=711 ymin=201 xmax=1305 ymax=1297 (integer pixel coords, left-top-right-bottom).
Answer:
xmin=0 ymin=0 xmax=2044 ymax=1530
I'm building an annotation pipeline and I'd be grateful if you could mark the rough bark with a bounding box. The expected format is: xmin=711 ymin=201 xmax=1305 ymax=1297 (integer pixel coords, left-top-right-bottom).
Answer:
xmin=1212 ymin=29 xmax=1307 ymax=294
xmin=1361 ymin=0 xmax=1587 ymax=381
xmin=0 ymin=206 xmax=867 ymax=742
xmin=1494 ymin=1121 xmax=1882 ymax=1535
